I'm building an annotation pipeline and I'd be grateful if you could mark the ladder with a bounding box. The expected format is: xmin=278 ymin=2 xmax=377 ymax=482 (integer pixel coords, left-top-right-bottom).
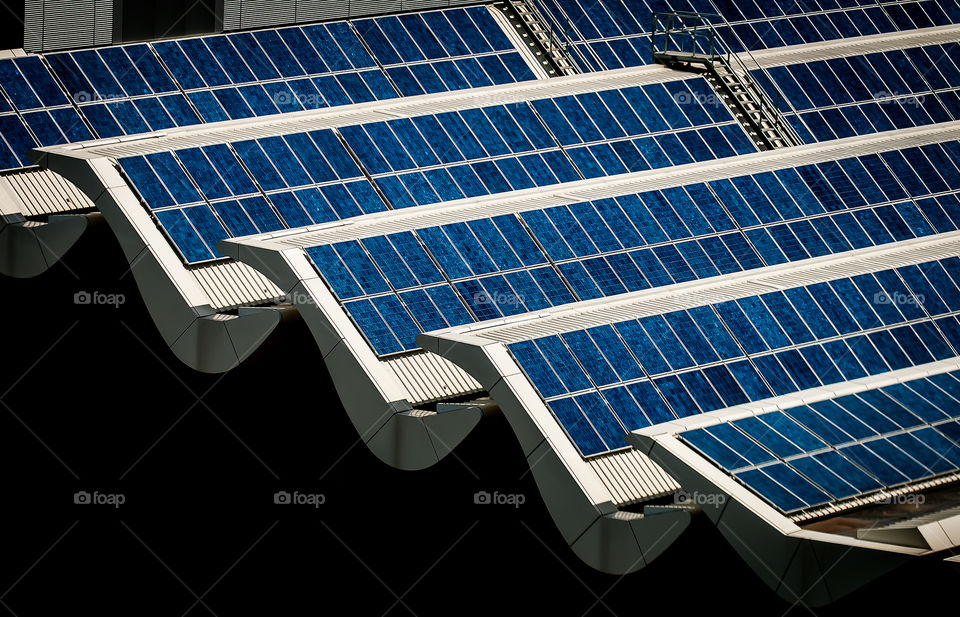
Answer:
xmin=498 ymin=0 xmax=579 ymax=76
xmin=652 ymin=11 xmax=802 ymax=151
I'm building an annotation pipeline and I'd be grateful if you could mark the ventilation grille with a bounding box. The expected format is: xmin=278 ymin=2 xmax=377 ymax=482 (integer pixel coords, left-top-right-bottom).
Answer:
xmin=588 ymin=449 xmax=679 ymax=506
xmin=223 ymin=0 xmax=481 ymax=32
xmin=384 ymin=350 xmax=483 ymax=405
xmin=24 ymin=0 xmax=113 ymax=52
xmin=1 ymin=168 xmax=94 ymax=217
xmin=190 ymin=260 xmax=285 ymax=311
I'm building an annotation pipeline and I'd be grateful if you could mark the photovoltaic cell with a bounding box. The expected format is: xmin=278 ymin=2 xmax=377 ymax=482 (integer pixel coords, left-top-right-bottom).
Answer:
xmin=679 ymin=371 xmax=960 ymax=513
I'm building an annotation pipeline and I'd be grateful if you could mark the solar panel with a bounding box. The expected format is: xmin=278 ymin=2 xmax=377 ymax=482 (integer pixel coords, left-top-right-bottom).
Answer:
xmin=751 ymin=43 xmax=960 ymax=143
xmin=117 ymin=78 xmax=754 ymax=265
xmin=298 ymin=140 xmax=960 ymax=357
xmin=355 ymin=7 xmax=536 ymax=96
xmin=0 ymin=6 xmax=536 ymax=173
xmin=678 ymin=371 xmax=960 ymax=513
xmin=532 ymin=0 xmax=960 ymax=72
xmin=509 ymin=255 xmax=960 ymax=455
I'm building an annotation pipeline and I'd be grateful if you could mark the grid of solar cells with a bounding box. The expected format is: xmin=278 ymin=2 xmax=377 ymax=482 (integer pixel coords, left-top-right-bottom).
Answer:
xmin=352 ymin=7 xmax=536 ymax=97
xmin=751 ymin=43 xmax=960 ymax=143
xmin=303 ymin=140 xmax=960 ymax=358
xmin=0 ymin=6 xmax=534 ymax=173
xmin=344 ymin=79 xmax=752 ymax=210
xmin=509 ymin=256 xmax=960 ymax=456
xmin=679 ymin=371 xmax=960 ymax=513
xmin=0 ymin=55 xmax=95 ymax=168
xmin=119 ymin=78 xmax=754 ymax=264
xmin=532 ymin=0 xmax=960 ymax=72
xmin=119 ymin=129 xmax=379 ymax=263
xmin=706 ymin=0 xmax=959 ymax=54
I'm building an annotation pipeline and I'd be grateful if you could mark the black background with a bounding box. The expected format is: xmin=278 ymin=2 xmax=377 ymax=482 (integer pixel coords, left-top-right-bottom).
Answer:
xmin=1 ymin=3 xmax=957 ymax=614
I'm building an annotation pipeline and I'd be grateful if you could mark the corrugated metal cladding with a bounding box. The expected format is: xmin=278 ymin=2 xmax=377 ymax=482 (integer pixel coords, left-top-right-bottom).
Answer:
xmin=24 ymin=0 xmax=114 ymax=52
xmin=25 ymin=0 xmax=482 ymax=51
xmin=223 ymin=0 xmax=481 ymax=31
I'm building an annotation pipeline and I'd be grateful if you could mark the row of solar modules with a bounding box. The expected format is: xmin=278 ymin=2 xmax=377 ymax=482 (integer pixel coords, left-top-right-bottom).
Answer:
xmin=117 ymin=79 xmax=753 ymax=263
xmin=0 ymin=6 xmax=535 ymax=171
xmin=751 ymin=43 xmax=960 ymax=143
xmin=680 ymin=372 xmax=960 ymax=513
xmin=303 ymin=141 xmax=960 ymax=358
xmin=511 ymin=255 xmax=960 ymax=456
xmin=713 ymin=0 xmax=956 ymax=54
xmin=532 ymin=0 xmax=960 ymax=71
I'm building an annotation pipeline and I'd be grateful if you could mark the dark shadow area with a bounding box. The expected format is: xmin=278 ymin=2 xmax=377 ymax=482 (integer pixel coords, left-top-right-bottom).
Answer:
xmin=1 ymin=223 xmax=957 ymax=615
xmin=117 ymin=0 xmax=220 ymax=43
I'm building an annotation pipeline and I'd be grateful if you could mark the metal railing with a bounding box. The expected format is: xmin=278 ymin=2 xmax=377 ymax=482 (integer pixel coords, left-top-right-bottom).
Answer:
xmin=524 ymin=0 xmax=590 ymax=71
xmin=651 ymin=11 xmax=724 ymax=60
xmin=651 ymin=10 xmax=802 ymax=148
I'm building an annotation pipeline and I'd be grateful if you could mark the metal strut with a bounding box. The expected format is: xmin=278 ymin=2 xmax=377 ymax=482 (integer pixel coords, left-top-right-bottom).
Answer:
xmin=652 ymin=11 xmax=803 ymax=151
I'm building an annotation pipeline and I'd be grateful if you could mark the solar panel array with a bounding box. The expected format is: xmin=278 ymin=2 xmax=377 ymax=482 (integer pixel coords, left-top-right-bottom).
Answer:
xmin=532 ymin=0 xmax=960 ymax=72
xmin=11 ymin=0 xmax=960 ymax=521
xmin=751 ymin=43 xmax=960 ymax=143
xmin=352 ymin=10 xmax=535 ymax=96
xmin=118 ymin=78 xmax=753 ymax=264
xmin=509 ymin=255 xmax=960 ymax=456
xmin=0 ymin=6 xmax=535 ymax=172
xmin=679 ymin=371 xmax=960 ymax=513
xmin=303 ymin=140 xmax=960 ymax=356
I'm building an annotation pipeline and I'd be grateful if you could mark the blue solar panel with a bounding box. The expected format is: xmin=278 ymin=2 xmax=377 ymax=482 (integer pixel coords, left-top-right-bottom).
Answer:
xmin=532 ymin=0 xmax=960 ymax=72
xmin=119 ymin=78 xmax=752 ymax=264
xmin=294 ymin=140 xmax=960 ymax=358
xmin=510 ymin=255 xmax=960 ymax=455
xmin=753 ymin=43 xmax=960 ymax=142
xmin=0 ymin=6 xmax=537 ymax=174
xmin=354 ymin=7 xmax=536 ymax=97
xmin=678 ymin=371 xmax=960 ymax=513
